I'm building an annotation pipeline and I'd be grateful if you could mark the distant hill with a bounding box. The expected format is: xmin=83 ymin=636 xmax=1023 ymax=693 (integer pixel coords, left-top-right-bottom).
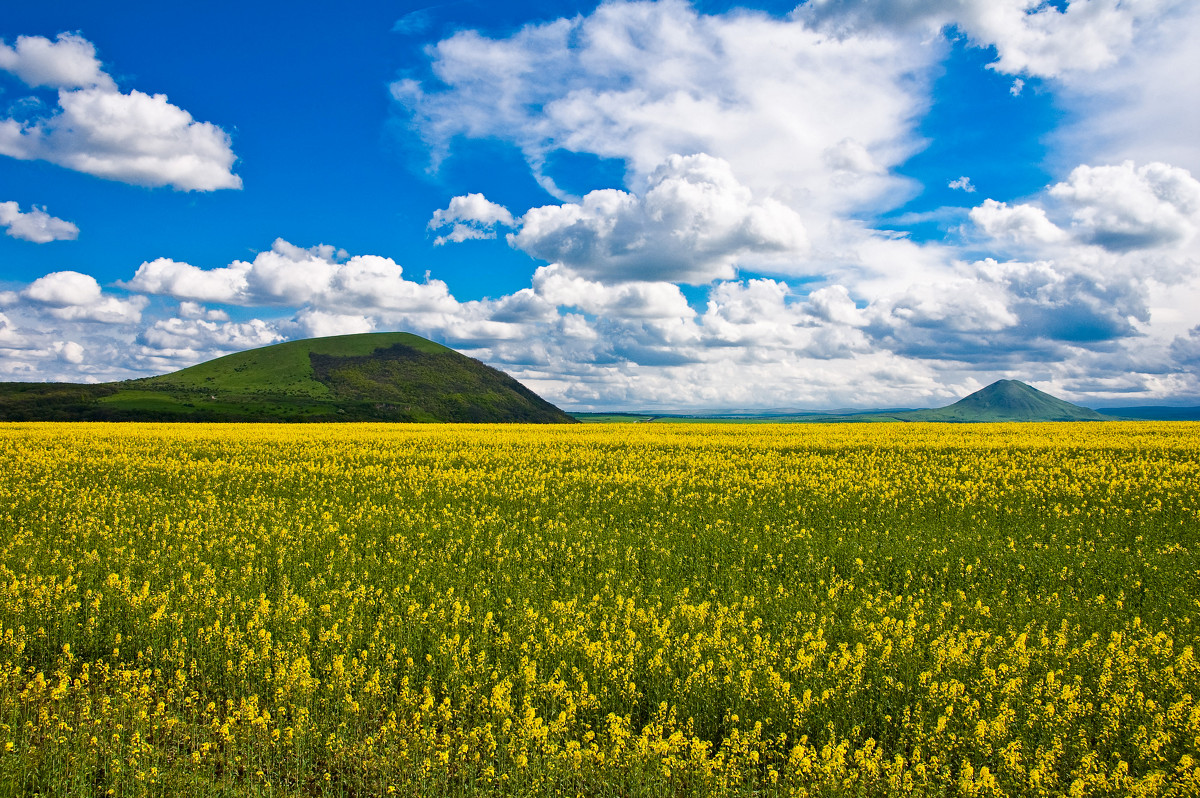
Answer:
xmin=902 ymin=379 xmax=1111 ymax=422
xmin=0 ymin=332 xmax=576 ymax=423
xmin=573 ymin=380 xmax=1122 ymax=423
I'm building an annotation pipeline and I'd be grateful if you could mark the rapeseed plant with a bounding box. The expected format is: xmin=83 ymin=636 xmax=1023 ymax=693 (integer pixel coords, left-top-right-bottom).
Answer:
xmin=0 ymin=422 xmax=1197 ymax=795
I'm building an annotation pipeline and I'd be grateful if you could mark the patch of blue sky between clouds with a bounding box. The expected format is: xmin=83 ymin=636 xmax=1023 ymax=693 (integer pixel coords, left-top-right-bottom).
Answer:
xmin=880 ymin=33 xmax=1062 ymax=244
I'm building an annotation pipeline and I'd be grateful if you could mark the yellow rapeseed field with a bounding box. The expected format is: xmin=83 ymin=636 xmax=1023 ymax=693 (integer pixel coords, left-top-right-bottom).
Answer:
xmin=1 ymin=422 xmax=1198 ymax=796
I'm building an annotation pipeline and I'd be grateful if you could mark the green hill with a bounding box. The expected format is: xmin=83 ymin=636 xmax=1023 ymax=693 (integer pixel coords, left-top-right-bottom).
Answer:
xmin=570 ymin=380 xmax=1119 ymax=423
xmin=786 ymin=380 xmax=1111 ymax=423
xmin=903 ymin=379 xmax=1111 ymax=422
xmin=0 ymin=332 xmax=576 ymax=423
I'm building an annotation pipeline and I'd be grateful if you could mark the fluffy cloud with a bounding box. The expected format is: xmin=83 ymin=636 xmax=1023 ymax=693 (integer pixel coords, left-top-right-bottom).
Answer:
xmin=0 ymin=312 xmax=26 ymax=348
xmin=969 ymin=199 xmax=1067 ymax=246
xmin=900 ymin=159 xmax=1200 ymax=363
xmin=429 ymin=193 xmax=516 ymax=245
xmin=330 ymin=255 xmax=459 ymax=312
xmin=805 ymin=284 xmax=869 ymax=327
xmin=125 ymin=238 xmax=460 ymax=312
xmin=445 ymin=160 xmax=1198 ymax=402
xmin=0 ymin=200 xmax=79 ymax=243
xmin=396 ymin=0 xmax=934 ymax=221
xmin=0 ymin=33 xmax=240 ymax=190
xmin=235 ymin=240 xmax=343 ymax=306
xmin=868 ymin=269 xmax=1020 ymax=343
xmin=532 ymin=264 xmax=694 ymax=320
xmin=138 ymin=317 xmax=282 ymax=353
xmin=3 ymin=238 xmax=1196 ymax=407
xmin=1049 ymin=161 xmax=1200 ymax=251
xmin=444 ymin=154 xmax=808 ymax=284
xmin=0 ymin=32 xmax=113 ymax=90
xmin=24 ymin=270 xmax=101 ymax=306
xmin=391 ymin=0 xmax=1200 ymax=404
xmin=20 ymin=270 xmax=147 ymax=324
xmin=126 ymin=257 xmax=252 ymax=304
xmin=396 ymin=0 xmax=1193 ymax=398
xmin=971 ymin=160 xmax=1200 ymax=257
xmin=978 ymin=258 xmax=1148 ymax=341
xmin=860 ymin=252 xmax=1161 ymax=368
xmin=1049 ymin=1 xmax=1200 ymax=174
xmin=52 ymin=340 xmax=85 ymax=364
xmin=177 ymin=301 xmax=229 ymax=322
xmin=800 ymin=0 xmax=1172 ymax=79
xmin=857 ymin=159 xmax=1200 ymax=384
xmin=294 ymin=310 xmax=374 ymax=339
xmin=111 ymin=239 xmax=489 ymax=373
xmin=698 ymin=279 xmax=831 ymax=353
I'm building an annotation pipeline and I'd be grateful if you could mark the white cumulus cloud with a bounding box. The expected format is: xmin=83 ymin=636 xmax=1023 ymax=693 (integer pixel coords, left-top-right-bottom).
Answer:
xmin=177 ymin=301 xmax=230 ymax=322
xmin=800 ymin=0 xmax=1174 ymax=79
xmin=429 ymin=193 xmax=516 ymax=245
xmin=124 ymin=238 xmax=460 ymax=312
xmin=328 ymin=255 xmax=458 ymax=312
xmin=396 ymin=0 xmax=935 ymax=221
xmin=138 ymin=317 xmax=282 ymax=352
xmin=52 ymin=340 xmax=85 ymax=364
xmin=0 ymin=312 xmax=27 ymax=348
xmin=507 ymin=154 xmax=807 ymax=283
xmin=294 ymin=310 xmax=375 ymax=339
xmin=532 ymin=264 xmax=694 ymax=320
xmin=21 ymin=270 xmax=147 ymax=324
xmin=970 ymin=161 xmax=1200 ymax=259
xmin=1050 ymin=160 xmax=1200 ymax=251
xmin=0 ymin=200 xmax=79 ymax=243
xmin=1052 ymin=1 xmax=1200 ymax=176
xmin=24 ymin=270 xmax=103 ymax=306
xmin=125 ymin=256 xmax=249 ymax=304
xmin=970 ymin=198 xmax=1068 ymax=245
xmin=0 ymin=32 xmax=114 ymax=90
xmin=0 ymin=33 xmax=240 ymax=191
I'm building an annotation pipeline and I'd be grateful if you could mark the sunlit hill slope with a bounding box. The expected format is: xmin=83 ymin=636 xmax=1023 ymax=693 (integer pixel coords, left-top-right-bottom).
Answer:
xmin=0 ymin=332 xmax=576 ymax=423
xmin=905 ymin=379 xmax=1111 ymax=422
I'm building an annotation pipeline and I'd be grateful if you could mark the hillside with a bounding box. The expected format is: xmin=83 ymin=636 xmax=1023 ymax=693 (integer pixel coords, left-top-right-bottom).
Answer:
xmin=902 ymin=379 xmax=1111 ymax=422
xmin=570 ymin=380 xmax=1118 ymax=423
xmin=0 ymin=332 xmax=576 ymax=423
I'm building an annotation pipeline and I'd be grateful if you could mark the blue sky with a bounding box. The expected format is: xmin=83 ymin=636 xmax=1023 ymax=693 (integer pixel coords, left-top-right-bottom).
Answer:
xmin=2 ymin=0 xmax=1199 ymax=410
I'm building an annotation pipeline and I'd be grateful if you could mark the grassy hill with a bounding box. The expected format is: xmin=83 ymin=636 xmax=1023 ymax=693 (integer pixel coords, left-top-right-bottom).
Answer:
xmin=571 ymin=380 xmax=1117 ymax=424
xmin=0 ymin=332 xmax=576 ymax=423
xmin=762 ymin=381 xmax=1111 ymax=423
xmin=901 ymin=380 xmax=1111 ymax=422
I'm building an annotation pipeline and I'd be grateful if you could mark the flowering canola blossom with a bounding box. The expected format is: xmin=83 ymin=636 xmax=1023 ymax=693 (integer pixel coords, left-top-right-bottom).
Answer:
xmin=1 ymin=422 xmax=1198 ymax=796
